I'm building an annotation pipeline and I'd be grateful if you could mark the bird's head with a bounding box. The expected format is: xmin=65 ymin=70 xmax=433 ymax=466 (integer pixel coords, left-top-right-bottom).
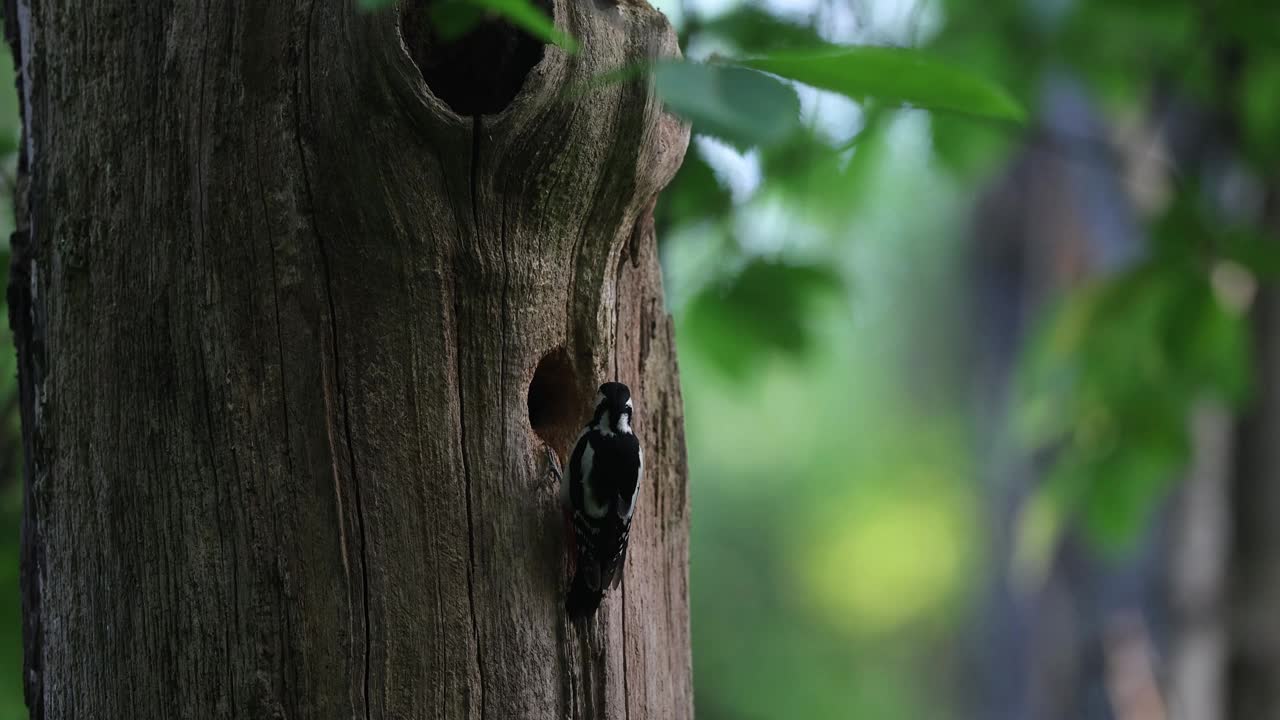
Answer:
xmin=593 ymin=382 xmax=634 ymax=435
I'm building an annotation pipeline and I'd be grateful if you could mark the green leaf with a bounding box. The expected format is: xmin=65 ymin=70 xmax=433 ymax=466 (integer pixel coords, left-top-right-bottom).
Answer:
xmin=683 ymin=259 xmax=844 ymax=379
xmin=1182 ymin=287 xmax=1252 ymax=406
xmin=1013 ymin=280 xmax=1113 ymax=445
xmin=931 ymin=113 xmax=1013 ymax=177
xmin=656 ymin=147 xmax=732 ymax=230
xmin=1198 ymin=0 xmax=1280 ymax=52
xmin=564 ymin=62 xmax=648 ymax=101
xmin=757 ymin=130 xmax=879 ymax=226
xmin=1079 ymin=432 xmax=1188 ymax=549
xmin=470 ymin=0 xmax=577 ymax=51
xmin=1220 ymin=228 xmax=1280 ymax=278
xmin=428 ymin=2 xmax=487 ymax=40
xmin=1241 ymin=55 xmax=1280 ymax=168
xmin=741 ymin=46 xmax=1026 ymax=123
xmin=362 ymin=0 xmax=577 ymax=52
xmin=653 ymin=61 xmax=800 ymax=149
xmin=1013 ymin=217 xmax=1259 ymax=554
xmin=697 ymin=7 xmax=833 ymax=55
xmin=1018 ymin=417 xmax=1188 ymax=556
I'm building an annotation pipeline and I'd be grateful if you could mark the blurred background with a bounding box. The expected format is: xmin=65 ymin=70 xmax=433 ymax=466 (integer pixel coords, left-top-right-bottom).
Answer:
xmin=649 ymin=0 xmax=1279 ymax=718
xmin=0 ymin=0 xmax=1278 ymax=717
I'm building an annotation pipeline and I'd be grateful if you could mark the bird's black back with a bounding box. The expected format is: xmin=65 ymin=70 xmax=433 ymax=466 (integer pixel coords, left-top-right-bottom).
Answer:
xmin=565 ymin=426 xmax=642 ymax=619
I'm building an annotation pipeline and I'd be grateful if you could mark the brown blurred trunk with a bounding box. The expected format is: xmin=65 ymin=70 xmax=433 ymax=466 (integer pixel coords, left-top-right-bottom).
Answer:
xmin=5 ymin=1 xmax=692 ymax=718
xmin=1167 ymin=406 xmax=1230 ymax=720
xmin=1229 ymin=261 xmax=1280 ymax=720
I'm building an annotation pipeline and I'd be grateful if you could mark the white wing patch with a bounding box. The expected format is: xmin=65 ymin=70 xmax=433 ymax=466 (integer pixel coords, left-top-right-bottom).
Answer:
xmin=561 ymin=429 xmax=589 ymax=509
xmin=580 ymin=441 xmax=609 ymax=518
xmin=618 ymin=446 xmax=643 ymax=520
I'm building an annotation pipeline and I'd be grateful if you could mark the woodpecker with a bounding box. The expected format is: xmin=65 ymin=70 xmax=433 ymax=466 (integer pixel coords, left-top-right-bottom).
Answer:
xmin=556 ymin=381 xmax=643 ymax=620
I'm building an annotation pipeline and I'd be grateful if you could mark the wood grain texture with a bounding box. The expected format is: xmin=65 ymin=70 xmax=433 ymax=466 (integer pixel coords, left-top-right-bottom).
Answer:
xmin=5 ymin=0 xmax=691 ymax=717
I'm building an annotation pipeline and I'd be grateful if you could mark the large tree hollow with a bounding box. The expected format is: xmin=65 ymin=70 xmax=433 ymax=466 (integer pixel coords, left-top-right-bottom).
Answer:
xmin=528 ymin=347 xmax=586 ymax=459
xmin=400 ymin=0 xmax=550 ymax=115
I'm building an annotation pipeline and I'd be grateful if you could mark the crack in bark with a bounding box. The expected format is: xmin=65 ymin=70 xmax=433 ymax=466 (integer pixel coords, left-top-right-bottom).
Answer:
xmin=192 ymin=22 xmax=245 ymax=714
xmin=309 ymin=177 xmax=376 ymax=720
xmin=621 ymin=580 xmax=632 ymax=720
xmin=252 ymin=116 xmax=296 ymax=482
xmin=296 ymin=5 xmax=373 ymax=715
xmin=460 ymin=112 xmax=488 ymax=720
xmin=617 ymin=219 xmax=638 ymax=720
xmin=455 ymin=284 xmax=485 ymax=720
xmin=251 ymin=110 xmax=301 ymax=719
xmin=195 ymin=344 xmax=243 ymax=715
xmin=575 ymin=629 xmax=600 ymax=719
xmin=593 ymin=629 xmax=607 ymax=720
xmin=557 ymin=611 xmax=576 ymax=719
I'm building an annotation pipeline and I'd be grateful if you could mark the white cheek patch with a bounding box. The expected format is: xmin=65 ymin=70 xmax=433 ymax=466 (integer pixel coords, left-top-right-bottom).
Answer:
xmin=617 ymin=413 xmax=632 ymax=435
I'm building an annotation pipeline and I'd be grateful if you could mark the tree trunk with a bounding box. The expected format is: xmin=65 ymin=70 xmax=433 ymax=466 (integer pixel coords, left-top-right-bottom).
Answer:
xmin=1229 ymin=277 xmax=1280 ymax=720
xmin=5 ymin=1 xmax=691 ymax=718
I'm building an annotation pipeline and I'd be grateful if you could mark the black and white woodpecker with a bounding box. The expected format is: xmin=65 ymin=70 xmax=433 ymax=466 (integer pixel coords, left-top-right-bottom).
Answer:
xmin=554 ymin=381 xmax=644 ymax=620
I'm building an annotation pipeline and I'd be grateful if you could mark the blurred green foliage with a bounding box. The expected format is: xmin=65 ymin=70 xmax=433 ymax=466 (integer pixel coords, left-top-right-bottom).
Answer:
xmin=681 ymin=259 xmax=842 ymax=380
xmin=0 ymin=42 xmax=24 ymax=720
xmin=649 ymin=0 xmax=1280 ymax=717
xmin=658 ymin=0 xmax=1280 ymax=552
xmin=1015 ymin=195 xmax=1264 ymax=552
xmin=667 ymin=99 xmax=977 ymax=717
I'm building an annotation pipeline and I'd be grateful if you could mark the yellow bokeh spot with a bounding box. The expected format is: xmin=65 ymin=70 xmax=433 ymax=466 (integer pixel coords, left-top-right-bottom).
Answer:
xmin=804 ymin=490 xmax=971 ymax=634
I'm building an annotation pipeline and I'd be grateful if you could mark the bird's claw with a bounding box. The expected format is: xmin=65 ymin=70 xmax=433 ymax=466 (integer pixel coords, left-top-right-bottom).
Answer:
xmin=543 ymin=444 xmax=563 ymax=488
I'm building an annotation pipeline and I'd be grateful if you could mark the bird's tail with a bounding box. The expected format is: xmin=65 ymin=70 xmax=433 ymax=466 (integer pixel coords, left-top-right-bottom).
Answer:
xmin=566 ymin=565 xmax=605 ymax=620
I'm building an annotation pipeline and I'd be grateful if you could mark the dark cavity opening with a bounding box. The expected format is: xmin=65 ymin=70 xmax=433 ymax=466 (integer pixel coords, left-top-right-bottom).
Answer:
xmin=528 ymin=347 xmax=585 ymax=460
xmin=400 ymin=0 xmax=550 ymax=116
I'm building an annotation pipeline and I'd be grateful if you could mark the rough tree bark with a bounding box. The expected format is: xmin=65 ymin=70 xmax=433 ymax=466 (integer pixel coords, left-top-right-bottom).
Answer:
xmin=5 ymin=0 xmax=691 ymax=718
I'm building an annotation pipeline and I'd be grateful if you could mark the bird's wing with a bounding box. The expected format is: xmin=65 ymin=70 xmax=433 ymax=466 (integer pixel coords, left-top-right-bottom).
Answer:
xmin=608 ymin=531 xmax=630 ymax=589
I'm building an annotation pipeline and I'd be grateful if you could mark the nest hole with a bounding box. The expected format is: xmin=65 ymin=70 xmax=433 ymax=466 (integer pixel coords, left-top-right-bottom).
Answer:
xmin=528 ymin=347 xmax=585 ymax=460
xmin=400 ymin=0 xmax=550 ymax=116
